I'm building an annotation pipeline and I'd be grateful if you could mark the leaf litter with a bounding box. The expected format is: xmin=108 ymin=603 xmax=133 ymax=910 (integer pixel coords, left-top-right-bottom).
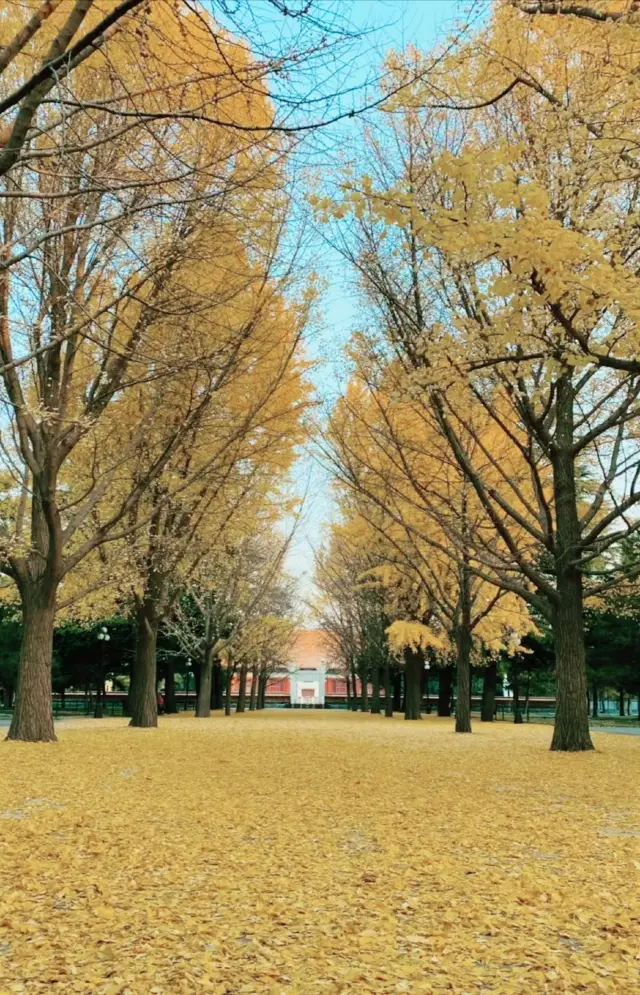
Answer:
xmin=0 ymin=711 xmax=638 ymax=995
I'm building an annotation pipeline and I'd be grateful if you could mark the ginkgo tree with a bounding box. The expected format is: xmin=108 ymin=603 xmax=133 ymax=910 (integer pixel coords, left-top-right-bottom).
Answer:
xmin=323 ymin=9 xmax=640 ymax=750
xmin=315 ymin=521 xmax=395 ymax=715
xmin=0 ymin=3 xmax=312 ymax=742
xmin=324 ymin=358 xmax=535 ymax=731
xmin=98 ymin=212 xmax=310 ymax=728
xmin=167 ymin=520 xmax=298 ymax=718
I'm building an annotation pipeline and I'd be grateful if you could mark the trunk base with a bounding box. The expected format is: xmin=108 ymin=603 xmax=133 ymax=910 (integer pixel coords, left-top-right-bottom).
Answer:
xmin=129 ymin=610 xmax=158 ymax=729
xmin=7 ymin=594 xmax=57 ymax=743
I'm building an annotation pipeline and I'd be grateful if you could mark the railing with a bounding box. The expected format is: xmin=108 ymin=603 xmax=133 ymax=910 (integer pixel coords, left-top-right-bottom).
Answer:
xmin=20 ymin=691 xmax=634 ymax=720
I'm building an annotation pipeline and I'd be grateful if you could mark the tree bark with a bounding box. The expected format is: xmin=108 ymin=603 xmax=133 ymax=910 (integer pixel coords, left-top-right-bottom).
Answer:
xmin=7 ymin=583 xmax=57 ymax=742
xmin=481 ymin=661 xmax=497 ymax=722
xmin=454 ymin=555 xmax=473 ymax=734
xmin=393 ymin=670 xmax=403 ymax=712
xmin=224 ymin=661 xmax=233 ymax=716
xmin=383 ymin=658 xmax=393 ymax=717
xmin=164 ymin=659 xmax=177 ymax=714
xmin=258 ymin=669 xmax=267 ymax=709
xmin=591 ymin=681 xmax=598 ymax=719
xmin=209 ymin=659 xmax=222 ymax=710
xmin=360 ymin=666 xmax=369 ymax=712
xmin=196 ymin=646 xmax=214 ymax=718
xmin=350 ymin=661 xmax=359 ymax=710
xmin=404 ymin=646 xmax=423 ymax=720
xmin=129 ymin=600 xmax=158 ymax=728
xmin=455 ymin=624 xmax=472 ymax=734
xmin=550 ymin=375 xmax=594 ymax=751
xmin=371 ymin=660 xmax=381 ymax=714
xmin=249 ymin=661 xmax=259 ymax=710
xmin=619 ymin=689 xmax=625 ymax=717
xmin=236 ymin=662 xmax=248 ymax=713
xmin=550 ymin=571 xmax=593 ymax=749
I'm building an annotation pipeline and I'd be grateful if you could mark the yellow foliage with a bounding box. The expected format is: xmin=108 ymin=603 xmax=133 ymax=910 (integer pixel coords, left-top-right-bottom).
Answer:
xmin=327 ymin=362 xmax=537 ymax=657
xmin=386 ymin=619 xmax=446 ymax=654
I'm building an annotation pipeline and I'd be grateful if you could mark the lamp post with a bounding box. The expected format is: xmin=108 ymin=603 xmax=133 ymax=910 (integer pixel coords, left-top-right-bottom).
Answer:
xmin=424 ymin=659 xmax=431 ymax=714
xmin=95 ymin=627 xmax=110 ymax=718
xmin=184 ymin=658 xmax=191 ymax=712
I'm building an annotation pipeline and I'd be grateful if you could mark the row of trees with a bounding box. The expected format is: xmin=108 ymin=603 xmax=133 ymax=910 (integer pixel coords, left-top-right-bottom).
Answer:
xmin=0 ymin=0 xmax=505 ymax=745
xmin=4 ymin=0 xmax=639 ymax=748
xmin=315 ymin=523 xmax=640 ymax=724
xmin=314 ymin=0 xmax=640 ymax=750
xmin=0 ymin=558 xmax=297 ymax=720
xmin=0 ymin=0 xmax=330 ymax=741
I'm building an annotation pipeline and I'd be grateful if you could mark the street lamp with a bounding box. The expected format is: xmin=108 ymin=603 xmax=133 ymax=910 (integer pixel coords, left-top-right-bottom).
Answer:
xmin=95 ymin=626 xmax=110 ymax=719
xmin=424 ymin=659 xmax=431 ymax=714
xmin=184 ymin=658 xmax=192 ymax=712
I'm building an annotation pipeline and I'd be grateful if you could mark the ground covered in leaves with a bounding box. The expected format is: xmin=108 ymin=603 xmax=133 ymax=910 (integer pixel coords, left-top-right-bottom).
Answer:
xmin=0 ymin=712 xmax=638 ymax=995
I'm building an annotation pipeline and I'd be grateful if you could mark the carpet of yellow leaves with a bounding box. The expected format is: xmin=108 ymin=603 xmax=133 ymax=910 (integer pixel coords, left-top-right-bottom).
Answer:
xmin=0 ymin=712 xmax=638 ymax=995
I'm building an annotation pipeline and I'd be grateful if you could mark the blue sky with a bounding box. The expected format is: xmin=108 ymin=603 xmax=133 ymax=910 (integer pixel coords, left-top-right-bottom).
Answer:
xmin=284 ymin=0 xmax=461 ymax=614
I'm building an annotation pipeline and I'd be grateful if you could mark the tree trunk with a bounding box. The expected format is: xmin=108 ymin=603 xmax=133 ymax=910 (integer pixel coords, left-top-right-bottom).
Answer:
xmin=619 ymin=689 xmax=625 ymax=717
xmin=164 ymin=659 xmax=177 ymax=714
xmin=404 ymin=647 xmax=423 ymax=720
xmin=7 ymin=583 xmax=57 ymax=742
xmin=524 ymin=673 xmax=531 ymax=722
xmin=224 ymin=662 xmax=234 ymax=716
xmin=249 ymin=661 xmax=259 ymax=710
xmin=454 ymin=556 xmax=473 ymax=734
xmin=481 ymin=661 xmax=497 ymax=722
xmin=591 ymin=681 xmax=598 ymax=719
xmin=393 ymin=670 xmax=403 ymax=712
xmin=437 ymin=667 xmax=452 ymax=717
xmin=383 ymin=658 xmax=393 ymax=717
xmin=350 ymin=661 xmax=359 ymax=711
xmin=258 ymin=669 xmax=267 ymax=709
xmin=345 ymin=669 xmax=352 ymax=709
xmin=129 ymin=602 xmax=158 ymax=728
xmin=371 ymin=660 xmax=381 ymax=714
xmin=550 ymin=376 xmax=594 ymax=752
xmin=211 ymin=659 xmax=223 ymax=710
xmin=196 ymin=647 xmax=214 ymax=718
xmin=236 ymin=663 xmax=248 ymax=713
xmin=360 ymin=667 xmax=369 ymax=712
xmin=455 ymin=625 xmax=472 ymax=734
xmin=550 ymin=575 xmax=593 ymax=749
